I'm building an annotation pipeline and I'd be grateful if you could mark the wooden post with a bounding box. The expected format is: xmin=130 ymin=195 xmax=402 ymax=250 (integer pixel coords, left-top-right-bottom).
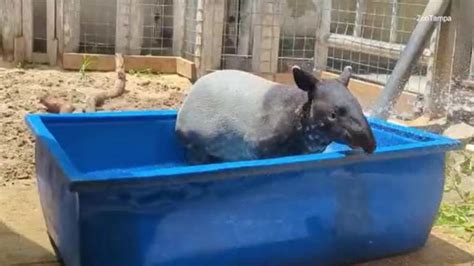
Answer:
xmin=199 ymin=0 xmax=225 ymax=76
xmin=116 ymin=0 xmax=131 ymax=54
xmin=237 ymin=0 xmax=254 ymax=56
xmin=425 ymin=3 xmax=455 ymax=119
xmin=313 ymin=0 xmax=331 ymax=77
xmin=422 ymin=24 xmax=438 ymax=102
xmin=389 ymin=0 xmax=399 ymax=43
xmin=251 ymin=0 xmax=282 ymax=74
xmin=353 ymin=0 xmax=366 ymax=37
xmin=56 ymin=0 xmax=64 ymax=57
xmin=129 ymin=0 xmax=144 ymax=55
xmin=448 ymin=0 xmax=473 ymax=119
xmin=47 ymin=0 xmax=58 ymax=65
xmin=193 ymin=0 xmax=204 ymax=74
xmin=14 ymin=37 xmax=26 ymax=63
xmin=224 ymin=0 xmax=238 ymax=53
xmin=2 ymin=1 xmax=22 ymax=62
xmin=451 ymin=0 xmax=472 ymax=84
xmin=471 ymin=44 xmax=474 ymax=79
xmin=63 ymin=0 xmax=80 ymax=53
xmin=22 ymin=0 xmax=33 ymax=62
xmin=0 ymin=0 xmax=3 ymax=45
xmin=173 ymin=0 xmax=186 ymax=56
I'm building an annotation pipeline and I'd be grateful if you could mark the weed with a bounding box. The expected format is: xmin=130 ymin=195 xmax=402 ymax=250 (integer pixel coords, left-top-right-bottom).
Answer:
xmin=436 ymin=151 xmax=474 ymax=242
xmin=16 ymin=61 xmax=25 ymax=69
xmin=79 ymin=55 xmax=96 ymax=80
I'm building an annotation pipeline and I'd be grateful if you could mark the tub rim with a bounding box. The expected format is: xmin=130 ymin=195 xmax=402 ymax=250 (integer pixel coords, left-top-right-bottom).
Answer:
xmin=25 ymin=110 xmax=461 ymax=191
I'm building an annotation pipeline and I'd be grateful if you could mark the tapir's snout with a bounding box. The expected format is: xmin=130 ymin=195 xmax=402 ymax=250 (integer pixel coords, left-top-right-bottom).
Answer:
xmin=346 ymin=117 xmax=376 ymax=154
xmin=355 ymin=130 xmax=376 ymax=153
xmin=363 ymin=137 xmax=376 ymax=153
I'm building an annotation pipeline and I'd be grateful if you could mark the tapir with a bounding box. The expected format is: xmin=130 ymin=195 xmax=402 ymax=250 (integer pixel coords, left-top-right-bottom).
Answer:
xmin=175 ymin=66 xmax=376 ymax=164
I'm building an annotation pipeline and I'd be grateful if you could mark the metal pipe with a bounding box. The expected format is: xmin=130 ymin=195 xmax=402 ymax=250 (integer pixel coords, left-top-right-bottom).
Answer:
xmin=371 ymin=0 xmax=451 ymax=119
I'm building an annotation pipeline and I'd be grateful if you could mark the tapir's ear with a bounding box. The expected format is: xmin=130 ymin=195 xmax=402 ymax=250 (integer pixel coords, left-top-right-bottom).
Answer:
xmin=292 ymin=66 xmax=319 ymax=92
xmin=338 ymin=66 xmax=352 ymax=87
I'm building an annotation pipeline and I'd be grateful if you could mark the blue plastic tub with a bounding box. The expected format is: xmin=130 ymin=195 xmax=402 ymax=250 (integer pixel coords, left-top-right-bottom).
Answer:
xmin=26 ymin=110 xmax=460 ymax=266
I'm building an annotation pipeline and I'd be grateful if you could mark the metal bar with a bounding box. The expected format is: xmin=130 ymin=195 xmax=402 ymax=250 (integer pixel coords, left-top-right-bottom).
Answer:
xmin=371 ymin=0 xmax=451 ymax=119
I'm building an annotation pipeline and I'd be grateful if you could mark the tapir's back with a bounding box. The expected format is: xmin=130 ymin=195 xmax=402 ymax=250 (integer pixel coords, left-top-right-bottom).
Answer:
xmin=176 ymin=70 xmax=303 ymax=163
xmin=177 ymin=70 xmax=274 ymax=136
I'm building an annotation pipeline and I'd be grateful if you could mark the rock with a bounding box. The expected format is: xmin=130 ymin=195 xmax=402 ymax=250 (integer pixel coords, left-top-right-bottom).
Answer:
xmin=13 ymin=69 xmax=25 ymax=75
xmin=18 ymin=140 xmax=27 ymax=147
xmin=466 ymin=144 xmax=474 ymax=152
xmin=139 ymin=80 xmax=151 ymax=86
xmin=443 ymin=122 xmax=474 ymax=144
xmin=0 ymin=104 xmax=14 ymax=118
xmin=0 ymin=111 xmax=14 ymax=118
xmin=395 ymin=115 xmax=448 ymax=134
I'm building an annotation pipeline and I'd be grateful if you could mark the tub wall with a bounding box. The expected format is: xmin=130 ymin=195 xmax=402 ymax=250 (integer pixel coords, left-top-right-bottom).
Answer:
xmin=35 ymin=140 xmax=81 ymax=266
xmin=73 ymin=152 xmax=446 ymax=266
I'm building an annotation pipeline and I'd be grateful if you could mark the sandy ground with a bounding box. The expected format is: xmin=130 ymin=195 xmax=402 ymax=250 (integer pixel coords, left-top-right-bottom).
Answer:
xmin=0 ymin=65 xmax=472 ymax=265
xmin=0 ymin=65 xmax=191 ymax=187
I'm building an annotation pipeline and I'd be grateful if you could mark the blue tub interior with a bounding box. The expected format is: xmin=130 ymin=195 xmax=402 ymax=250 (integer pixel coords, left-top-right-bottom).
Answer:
xmin=27 ymin=110 xmax=459 ymax=184
xmin=45 ymin=115 xmax=186 ymax=173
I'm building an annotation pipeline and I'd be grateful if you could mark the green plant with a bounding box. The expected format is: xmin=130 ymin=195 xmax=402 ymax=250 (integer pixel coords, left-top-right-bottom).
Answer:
xmin=79 ymin=55 xmax=96 ymax=80
xmin=435 ymin=151 xmax=474 ymax=242
xmin=16 ymin=61 xmax=25 ymax=69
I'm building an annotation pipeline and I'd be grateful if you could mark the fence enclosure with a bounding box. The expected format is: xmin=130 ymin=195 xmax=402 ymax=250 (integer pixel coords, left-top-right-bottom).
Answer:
xmin=0 ymin=0 xmax=473 ymax=119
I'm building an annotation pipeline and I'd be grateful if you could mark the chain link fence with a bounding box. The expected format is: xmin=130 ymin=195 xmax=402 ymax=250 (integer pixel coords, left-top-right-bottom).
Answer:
xmin=276 ymin=0 xmax=430 ymax=93
xmin=327 ymin=0 xmax=430 ymax=94
xmin=79 ymin=0 xmax=117 ymax=54
xmin=138 ymin=0 xmax=174 ymax=56
xmin=76 ymin=0 xmax=176 ymax=55
xmin=220 ymin=0 xmax=255 ymax=71
xmin=189 ymin=0 xmax=431 ymax=93
xmin=1 ymin=0 xmax=437 ymax=96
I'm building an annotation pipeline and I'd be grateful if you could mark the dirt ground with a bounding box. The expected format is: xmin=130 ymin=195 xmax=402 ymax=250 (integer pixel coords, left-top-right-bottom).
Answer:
xmin=0 ymin=65 xmax=472 ymax=265
xmin=0 ymin=65 xmax=191 ymax=187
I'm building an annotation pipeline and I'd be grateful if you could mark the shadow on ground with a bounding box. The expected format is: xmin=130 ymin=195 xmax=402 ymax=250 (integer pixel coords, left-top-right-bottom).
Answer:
xmin=0 ymin=222 xmax=59 ymax=266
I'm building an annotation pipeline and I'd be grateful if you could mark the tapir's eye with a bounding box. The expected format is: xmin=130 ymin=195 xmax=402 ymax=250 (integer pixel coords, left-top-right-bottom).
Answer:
xmin=328 ymin=111 xmax=337 ymax=121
